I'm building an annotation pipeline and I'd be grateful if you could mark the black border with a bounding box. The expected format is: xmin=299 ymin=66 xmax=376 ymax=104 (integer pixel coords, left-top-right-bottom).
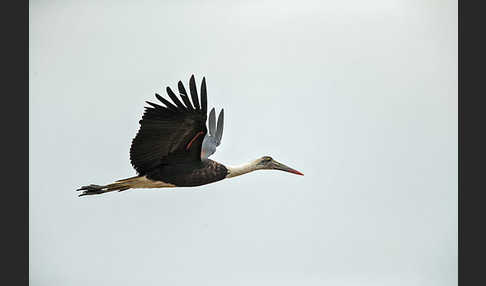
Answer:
xmin=458 ymin=1 xmax=485 ymax=285
xmin=5 ymin=0 xmax=29 ymax=285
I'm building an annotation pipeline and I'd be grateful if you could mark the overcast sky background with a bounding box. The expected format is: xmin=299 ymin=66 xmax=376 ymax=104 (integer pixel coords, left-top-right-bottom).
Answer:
xmin=30 ymin=0 xmax=457 ymax=285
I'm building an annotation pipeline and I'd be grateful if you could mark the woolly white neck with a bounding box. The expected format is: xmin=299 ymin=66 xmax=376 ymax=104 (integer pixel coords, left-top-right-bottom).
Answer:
xmin=225 ymin=160 xmax=260 ymax=178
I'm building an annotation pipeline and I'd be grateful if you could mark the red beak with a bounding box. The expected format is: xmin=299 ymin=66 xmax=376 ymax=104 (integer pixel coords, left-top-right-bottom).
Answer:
xmin=274 ymin=161 xmax=304 ymax=176
xmin=288 ymin=169 xmax=304 ymax=176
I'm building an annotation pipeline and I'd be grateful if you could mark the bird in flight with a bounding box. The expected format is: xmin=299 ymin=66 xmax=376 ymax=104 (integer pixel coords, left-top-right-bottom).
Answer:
xmin=77 ymin=75 xmax=303 ymax=196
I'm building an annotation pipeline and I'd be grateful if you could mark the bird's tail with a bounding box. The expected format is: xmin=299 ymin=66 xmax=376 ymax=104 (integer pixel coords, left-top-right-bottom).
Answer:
xmin=76 ymin=176 xmax=142 ymax=197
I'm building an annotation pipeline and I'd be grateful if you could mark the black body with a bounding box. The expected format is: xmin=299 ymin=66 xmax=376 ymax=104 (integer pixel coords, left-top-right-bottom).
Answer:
xmin=146 ymin=159 xmax=228 ymax=187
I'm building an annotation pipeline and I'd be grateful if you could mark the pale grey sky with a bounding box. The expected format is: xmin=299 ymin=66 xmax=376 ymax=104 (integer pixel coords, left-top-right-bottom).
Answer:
xmin=30 ymin=0 xmax=457 ymax=285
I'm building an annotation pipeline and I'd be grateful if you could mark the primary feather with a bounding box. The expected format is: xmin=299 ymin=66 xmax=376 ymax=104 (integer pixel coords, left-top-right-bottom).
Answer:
xmin=130 ymin=75 xmax=208 ymax=175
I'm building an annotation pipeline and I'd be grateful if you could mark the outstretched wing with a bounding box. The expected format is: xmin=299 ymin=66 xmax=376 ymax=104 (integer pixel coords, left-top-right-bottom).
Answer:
xmin=201 ymin=108 xmax=224 ymax=159
xmin=130 ymin=75 xmax=208 ymax=175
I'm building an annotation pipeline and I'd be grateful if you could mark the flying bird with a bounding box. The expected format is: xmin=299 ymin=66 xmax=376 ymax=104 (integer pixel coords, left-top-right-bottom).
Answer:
xmin=77 ymin=75 xmax=303 ymax=196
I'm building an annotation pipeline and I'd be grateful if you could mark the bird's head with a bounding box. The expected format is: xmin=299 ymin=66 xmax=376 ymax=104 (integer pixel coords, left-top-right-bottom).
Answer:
xmin=255 ymin=156 xmax=304 ymax=176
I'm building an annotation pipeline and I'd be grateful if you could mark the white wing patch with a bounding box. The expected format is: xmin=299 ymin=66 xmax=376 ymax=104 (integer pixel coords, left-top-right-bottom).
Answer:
xmin=201 ymin=108 xmax=224 ymax=159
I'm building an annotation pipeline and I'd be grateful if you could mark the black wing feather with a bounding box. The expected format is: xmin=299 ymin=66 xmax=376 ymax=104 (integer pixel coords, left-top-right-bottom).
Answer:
xmin=166 ymin=87 xmax=186 ymax=110
xmin=178 ymin=81 xmax=194 ymax=111
xmin=130 ymin=76 xmax=208 ymax=175
xmin=189 ymin=75 xmax=200 ymax=110
xmin=155 ymin=93 xmax=178 ymax=112
xmin=200 ymin=77 xmax=207 ymax=113
xmin=145 ymin=101 xmax=164 ymax=110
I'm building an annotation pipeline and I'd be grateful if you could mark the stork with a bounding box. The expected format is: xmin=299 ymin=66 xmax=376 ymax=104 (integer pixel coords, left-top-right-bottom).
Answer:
xmin=77 ymin=75 xmax=303 ymax=196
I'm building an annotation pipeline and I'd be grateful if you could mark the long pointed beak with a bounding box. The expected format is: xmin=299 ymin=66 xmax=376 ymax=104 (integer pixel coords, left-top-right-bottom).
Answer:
xmin=273 ymin=161 xmax=304 ymax=176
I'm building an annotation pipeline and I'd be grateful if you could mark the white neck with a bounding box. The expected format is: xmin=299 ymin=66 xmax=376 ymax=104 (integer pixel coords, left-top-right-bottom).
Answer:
xmin=226 ymin=160 xmax=260 ymax=178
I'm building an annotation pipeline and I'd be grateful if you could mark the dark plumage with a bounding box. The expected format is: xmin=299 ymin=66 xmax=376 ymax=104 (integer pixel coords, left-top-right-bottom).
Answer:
xmin=146 ymin=159 xmax=228 ymax=187
xmin=77 ymin=75 xmax=303 ymax=197
xmin=130 ymin=76 xmax=208 ymax=175
xmin=128 ymin=75 xmax=229 ymax=187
